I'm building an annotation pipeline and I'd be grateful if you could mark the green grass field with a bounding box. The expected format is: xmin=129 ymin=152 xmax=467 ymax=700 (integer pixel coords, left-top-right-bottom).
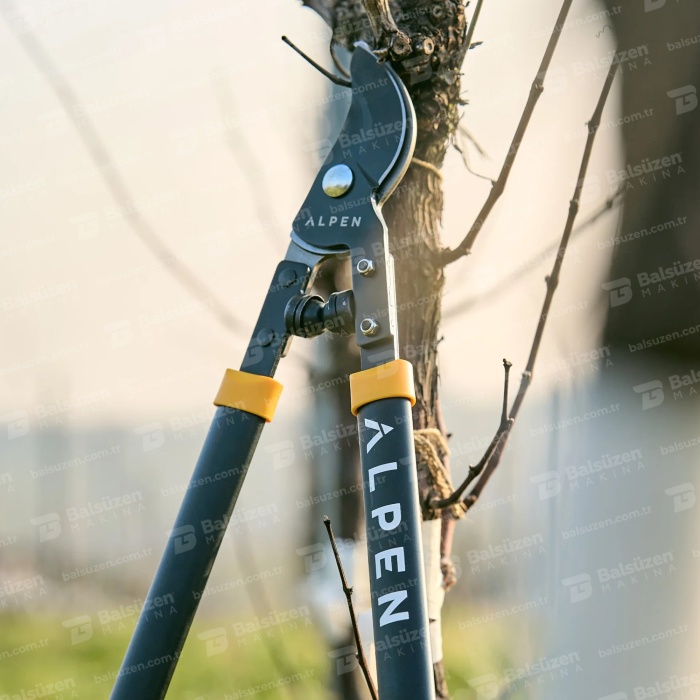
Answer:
xmin=0 ymin=609 xmax=509 ymax=698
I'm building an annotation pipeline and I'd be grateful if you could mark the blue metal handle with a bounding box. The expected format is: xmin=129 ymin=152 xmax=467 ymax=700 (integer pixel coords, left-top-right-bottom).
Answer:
xmin=110 ymin=407 xmax=264 ymax=698
xmin=357 ymin=396 xmax=435 ymax=700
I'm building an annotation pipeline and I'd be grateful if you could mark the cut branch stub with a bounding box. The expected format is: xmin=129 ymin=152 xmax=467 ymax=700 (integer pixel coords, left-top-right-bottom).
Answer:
xmin=361 ymin=0 xmax=411 ymax=58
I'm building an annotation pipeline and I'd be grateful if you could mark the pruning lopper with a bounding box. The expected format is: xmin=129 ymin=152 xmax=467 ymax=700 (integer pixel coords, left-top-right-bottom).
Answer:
xmin=111 ymin=42 xmax=435 ymax=700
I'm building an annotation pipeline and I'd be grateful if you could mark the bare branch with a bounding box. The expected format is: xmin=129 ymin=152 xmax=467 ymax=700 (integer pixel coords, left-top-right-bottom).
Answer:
xmin=442 ymin=187 xmax=625 ymax=320
xmin=453 ymin=139 xmax=494 ymax=183
xmin=329 ymin=38 xmax=351 ymax=79
xmin=440 ymin=0 xmax=575 ymax=266
xmin=463 ymin=0 xmax=486 ymax=60
xmin=458 ymin=124 xmax=489 ymax=158
xmin=463 ymin=60 xmax=620 ymax=510
xmin=282 ymin=36 xmax=352 ymax=87
xmin=323 ymin=516 xmax=378 ymax=700
xmin=430 ymin=359 xmax=512 ymax=510
xmin=2 ymin=5 xmax=245 ymax=335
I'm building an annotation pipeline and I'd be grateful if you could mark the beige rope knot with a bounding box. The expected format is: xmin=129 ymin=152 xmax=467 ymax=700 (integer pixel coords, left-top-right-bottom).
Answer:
xmin=414 ymin=428 xmax=466 ymax=520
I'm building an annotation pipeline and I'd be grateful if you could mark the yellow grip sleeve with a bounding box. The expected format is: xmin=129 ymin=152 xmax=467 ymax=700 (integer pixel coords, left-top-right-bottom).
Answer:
xmin=349 ymin=359 xmax=416 ymax=416
xmin=214 ymin=369 xmax=283 ymax=422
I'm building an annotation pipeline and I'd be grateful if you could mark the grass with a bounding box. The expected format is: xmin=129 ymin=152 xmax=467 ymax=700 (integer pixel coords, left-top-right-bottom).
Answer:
xmin=0 ymin=607 xmax=510 ymax=698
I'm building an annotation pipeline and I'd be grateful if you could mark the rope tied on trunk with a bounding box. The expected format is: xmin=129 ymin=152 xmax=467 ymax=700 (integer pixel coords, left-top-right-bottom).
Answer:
xmin=414 ymin=428 xmax=466 ymax=520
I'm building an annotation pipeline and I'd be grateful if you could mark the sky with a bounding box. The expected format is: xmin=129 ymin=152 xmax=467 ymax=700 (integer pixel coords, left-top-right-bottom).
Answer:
xmin=0 ymin=0 xmax=624 ymax=426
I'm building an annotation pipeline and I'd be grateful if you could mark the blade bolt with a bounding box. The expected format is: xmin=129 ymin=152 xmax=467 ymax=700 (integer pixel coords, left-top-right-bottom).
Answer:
xmin=356 ymin=259 xmax=375 ymax=276
xmin=360 ymin=318 xmax=379 ymax=336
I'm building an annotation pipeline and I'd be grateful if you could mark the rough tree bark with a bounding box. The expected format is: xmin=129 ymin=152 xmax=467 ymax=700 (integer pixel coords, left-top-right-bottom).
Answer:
xmin=300 ymin=1 xmax=469 ymax=696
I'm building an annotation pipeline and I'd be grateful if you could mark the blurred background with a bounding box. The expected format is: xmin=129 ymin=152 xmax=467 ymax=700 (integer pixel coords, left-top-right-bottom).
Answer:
xmin=1 ymin=0 xmax=699 ymax=698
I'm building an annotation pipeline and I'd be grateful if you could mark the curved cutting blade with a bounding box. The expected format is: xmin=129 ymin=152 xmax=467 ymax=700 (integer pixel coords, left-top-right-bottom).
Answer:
xmin=292 ymin=42 xmax=416 ymax=252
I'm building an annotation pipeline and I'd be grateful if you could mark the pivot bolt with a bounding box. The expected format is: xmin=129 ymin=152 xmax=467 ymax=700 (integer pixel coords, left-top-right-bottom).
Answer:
xmin=322 ymin=164 xmax=354 ymax=198
xmin=360 ymin=318 xmax=379 ymax=336
xmin=356 ymin=259 xmax=375 ymax=276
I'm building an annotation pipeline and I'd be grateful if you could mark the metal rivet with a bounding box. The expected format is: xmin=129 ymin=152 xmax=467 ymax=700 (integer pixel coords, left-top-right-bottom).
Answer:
xmin=356 ymin=259 xmax=375 ymax=276
xmin=322 ymin=164 xmax=354 ymax=198
xmin=279 ymin=269 xmax=297 ymax=288
xmin=256 ymin=328 xmax=275 ymax=347
xmin=360 ymin=318 xmax=378 ymax=336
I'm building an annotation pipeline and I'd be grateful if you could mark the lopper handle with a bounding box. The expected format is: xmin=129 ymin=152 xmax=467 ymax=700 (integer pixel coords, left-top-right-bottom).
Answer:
xmin=110 ymin=406 xmax=265 ymax=699
xmin=356 ymin=394 xmax=435 ymax=700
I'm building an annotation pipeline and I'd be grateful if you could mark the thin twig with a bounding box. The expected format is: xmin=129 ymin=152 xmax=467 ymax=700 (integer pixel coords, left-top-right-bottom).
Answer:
xmin=1 ymin=5 xmax=246 ymax=335
xmin=431 ymin=359 xmax=512 ymax=509
xmin=440 ymin=0 xmax=575 ymax=266
xmin=458 ymin=124 xmax=489 ymax=158
xmin=442 ymin=187 xmax=625 ymax=320
xmin=329 ymin=38 xmax=351 ymax=79
xmin=323 ymin=516 xmax=378 ymax=700
xmin=282 ymin=36 xmax=352 ymax=87
xmin=462 ymin=60 xmax=620 ymax=510
xmin=463 ymin=0 xmax=485 ymax=59
xmin=453 ymin=139 xmax=494 ymax=183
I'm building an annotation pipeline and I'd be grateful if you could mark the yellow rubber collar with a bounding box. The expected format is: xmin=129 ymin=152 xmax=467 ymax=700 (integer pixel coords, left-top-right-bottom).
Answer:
xmin=349 ymin=359 xmax=416 ymax=416
xmin=214 ymin=369 xmax=283 ymax=422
